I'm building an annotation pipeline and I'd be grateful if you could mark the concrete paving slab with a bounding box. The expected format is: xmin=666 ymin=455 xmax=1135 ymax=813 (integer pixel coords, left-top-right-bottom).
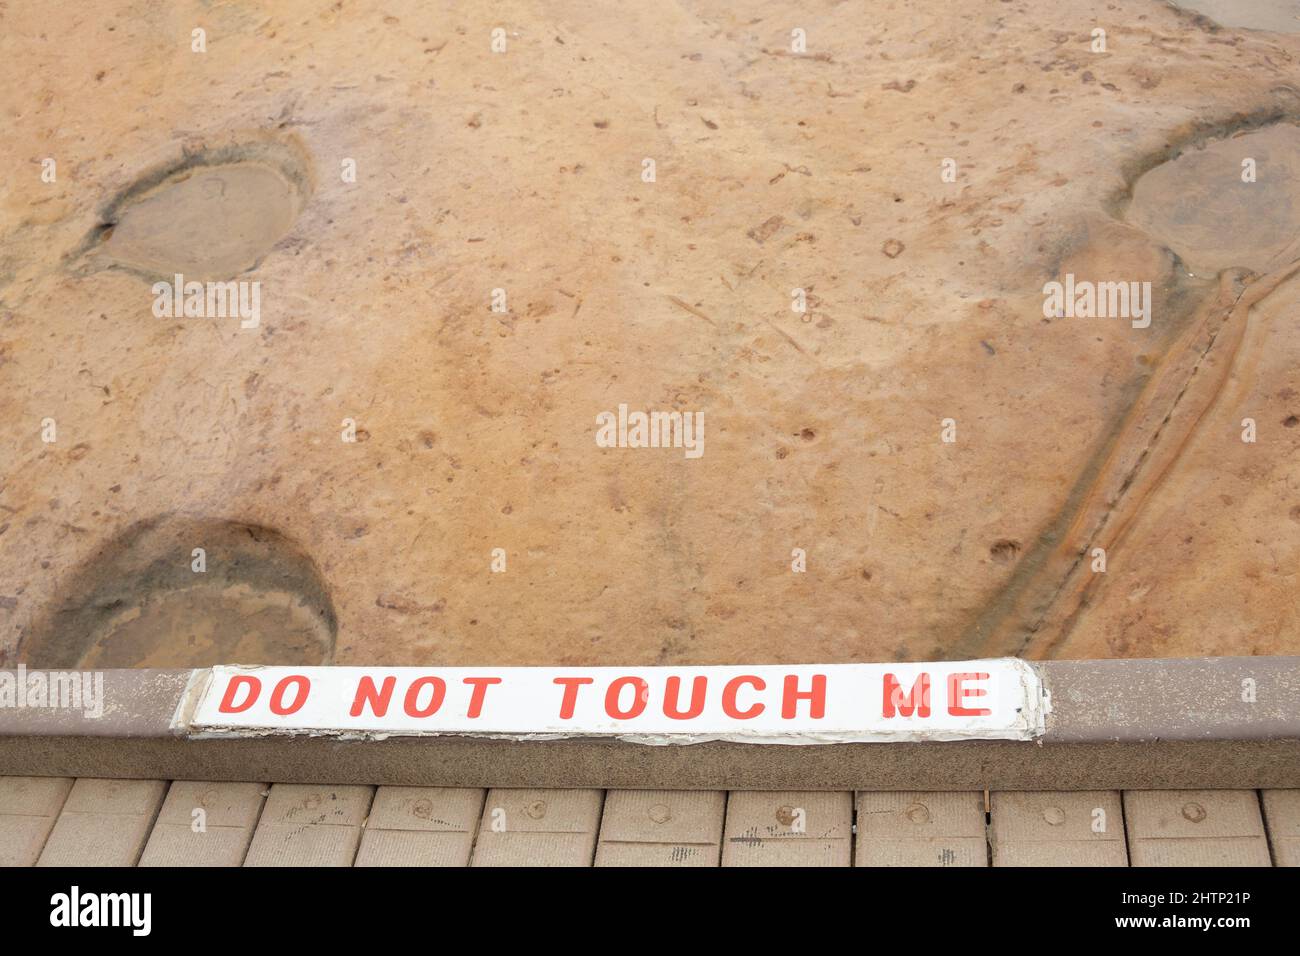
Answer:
xmin=722 ymin=791 xmax=851 ymax=867
xmin=355 ymin=787 xmax=484 ymax=867
xmin=471 ymin=789 xmax=601 ymax=867
xmin=856 ymin=791 xmax=987 ymax=867
xmin=990 ymin=791 xmax=1126 ymax=867
xmin=595 ymin=789 xmax=723 ymax=867
xmin=0 ymin=777 xmax=73 ymax=866
xmin=37 ymin=778 xmax=166 ymax=867
xmin=1260 ymin=789 xmax=1300 ymax=867
xmin=1125 ymin=790 xmax=1271 ymax=866
xmin=243 ymin=784 xmax=373 ymax=867
xmin=139 ymin=781 xmax=267 ymax=867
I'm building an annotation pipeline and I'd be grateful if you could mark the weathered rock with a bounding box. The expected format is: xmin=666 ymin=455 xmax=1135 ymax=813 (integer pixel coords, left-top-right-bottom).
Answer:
xmin=1 ymin=0 xmax=1297 ymax=667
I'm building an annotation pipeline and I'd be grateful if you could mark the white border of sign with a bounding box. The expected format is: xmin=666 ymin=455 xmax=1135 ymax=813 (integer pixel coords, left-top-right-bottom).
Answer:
xmin=180 ymin=659 xmax=1049 ymax=745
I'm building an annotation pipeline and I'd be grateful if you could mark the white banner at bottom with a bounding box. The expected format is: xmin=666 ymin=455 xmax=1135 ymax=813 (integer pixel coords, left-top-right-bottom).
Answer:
xmin=181 ymin=659 xmax=1049 ymax=745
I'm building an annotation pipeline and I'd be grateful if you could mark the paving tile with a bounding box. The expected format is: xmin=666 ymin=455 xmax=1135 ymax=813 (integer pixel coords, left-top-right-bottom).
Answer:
xmin=243 ymin=784 xmax=373 ymax=867
xmin=37 ymin=778 xmax=167 ymax=867
xmin=139 ymin=781 xmax=267 ymax=867
xmin=595 ymin=790 xmax=724 ymax=867
xmin=355 ymin=787 xmax=485 ymax=867
xmin=990 ymin=791 xmax=1126 ymax=867
xmin=471 ymin=789 xmax=602 ymax=867
xmin=0 ymin=777 xmax=74 ymax=867
xmin=1260 ymin=790 xmax=1300 ymax=867
xmin=856 ymin=791 xmax=987 ymax=867
xmin=1125 ymin=790 xmax=1271 ymax=867
xmin=722 ymin=791 xmax=851 ymax=867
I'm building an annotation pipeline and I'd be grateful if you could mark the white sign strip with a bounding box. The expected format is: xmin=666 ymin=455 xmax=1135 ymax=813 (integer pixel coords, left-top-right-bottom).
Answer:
xmin=183 ymin=659 xmax=1048 ymax=745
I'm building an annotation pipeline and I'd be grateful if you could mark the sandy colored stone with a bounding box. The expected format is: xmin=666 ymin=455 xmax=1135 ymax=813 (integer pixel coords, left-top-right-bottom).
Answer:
xmin=1 ymin=1 xmax=1299 ymax=668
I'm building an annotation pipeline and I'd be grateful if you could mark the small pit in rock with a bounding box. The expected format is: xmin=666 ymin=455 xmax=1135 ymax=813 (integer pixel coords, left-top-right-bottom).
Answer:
xmin=989 ymin=539 xmax=1022 ymax=564
xmin=1124 ymin=123 xmax=1300 ymax=276
xmin=85 ymin=138 xmax=311 ymax=281
xmin=21 ymin=516 xmax=336 ymax=668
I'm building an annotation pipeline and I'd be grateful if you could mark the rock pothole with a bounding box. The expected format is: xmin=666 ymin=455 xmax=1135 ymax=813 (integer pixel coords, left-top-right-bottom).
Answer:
xmin=21 ymin=516 xmax=336 ymax=668
xmin=1122 ymin=122 xmax=1300 ymax=276
xmin=80 ymin=136 xmax=312 ymax=281
xmin=1172 ymin=1 xmax=1300 ymax=33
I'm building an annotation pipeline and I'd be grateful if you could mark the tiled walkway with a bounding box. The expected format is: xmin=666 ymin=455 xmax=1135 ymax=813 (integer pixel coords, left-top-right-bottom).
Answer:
xmin=1 ymin=778 xmax=1295 ymax=866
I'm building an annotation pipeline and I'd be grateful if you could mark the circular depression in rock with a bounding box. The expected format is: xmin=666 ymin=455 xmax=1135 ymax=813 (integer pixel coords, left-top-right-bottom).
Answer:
xmin=21 ymin=517 xmax=336 ymax=668
xmin=1173 ymin=1 xmax=1300 ymax=33
xmin=87 ymin=139 xmax=311 ymax=281
xmin=1124 ymin=123 xmax=1300 ymax=276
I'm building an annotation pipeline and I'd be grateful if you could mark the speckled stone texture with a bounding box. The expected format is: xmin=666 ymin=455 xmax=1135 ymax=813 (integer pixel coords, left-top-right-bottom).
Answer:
xmin=1 ymin=0 xmax=1299 ymax=667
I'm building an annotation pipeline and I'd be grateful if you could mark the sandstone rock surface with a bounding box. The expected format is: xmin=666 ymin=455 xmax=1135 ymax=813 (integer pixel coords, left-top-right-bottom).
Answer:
xmin=1 ymin=1 xmax=1298 ymax=666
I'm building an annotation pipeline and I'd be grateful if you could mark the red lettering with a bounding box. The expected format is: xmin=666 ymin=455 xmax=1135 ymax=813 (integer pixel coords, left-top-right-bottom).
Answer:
xmin=947 ymin=672 xmax=991 ymax=717
xmin=663 ymin=676 xmax=707 ymax=720
xmin=404 ymin=676 xmax=446 ymax=717
xmin=350 ymin=675 xmax=395 ymax=717
xmin=882 ymin=673 xmax=931 ymax=718
xmin=269 ymin=675 xmax=309 ymax=715
xmin=605 ymin=676 xmax=649 ymax=720
xmin=553 ymin=677 xmax=594 ymax=719
xmin=462 ymin=677 xmax=502 ymax=718
xmin=782 ymin=674 xmax=826 ymax=719
xmin=218 ymin=675 xmax=260 ymax=713
xmin=722 ymin=675 xmax=765 ymax=719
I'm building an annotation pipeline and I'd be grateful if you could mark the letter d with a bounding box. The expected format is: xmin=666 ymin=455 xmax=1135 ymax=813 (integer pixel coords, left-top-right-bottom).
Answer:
xmin=219 ymin=675 xmax=261 ymax=713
